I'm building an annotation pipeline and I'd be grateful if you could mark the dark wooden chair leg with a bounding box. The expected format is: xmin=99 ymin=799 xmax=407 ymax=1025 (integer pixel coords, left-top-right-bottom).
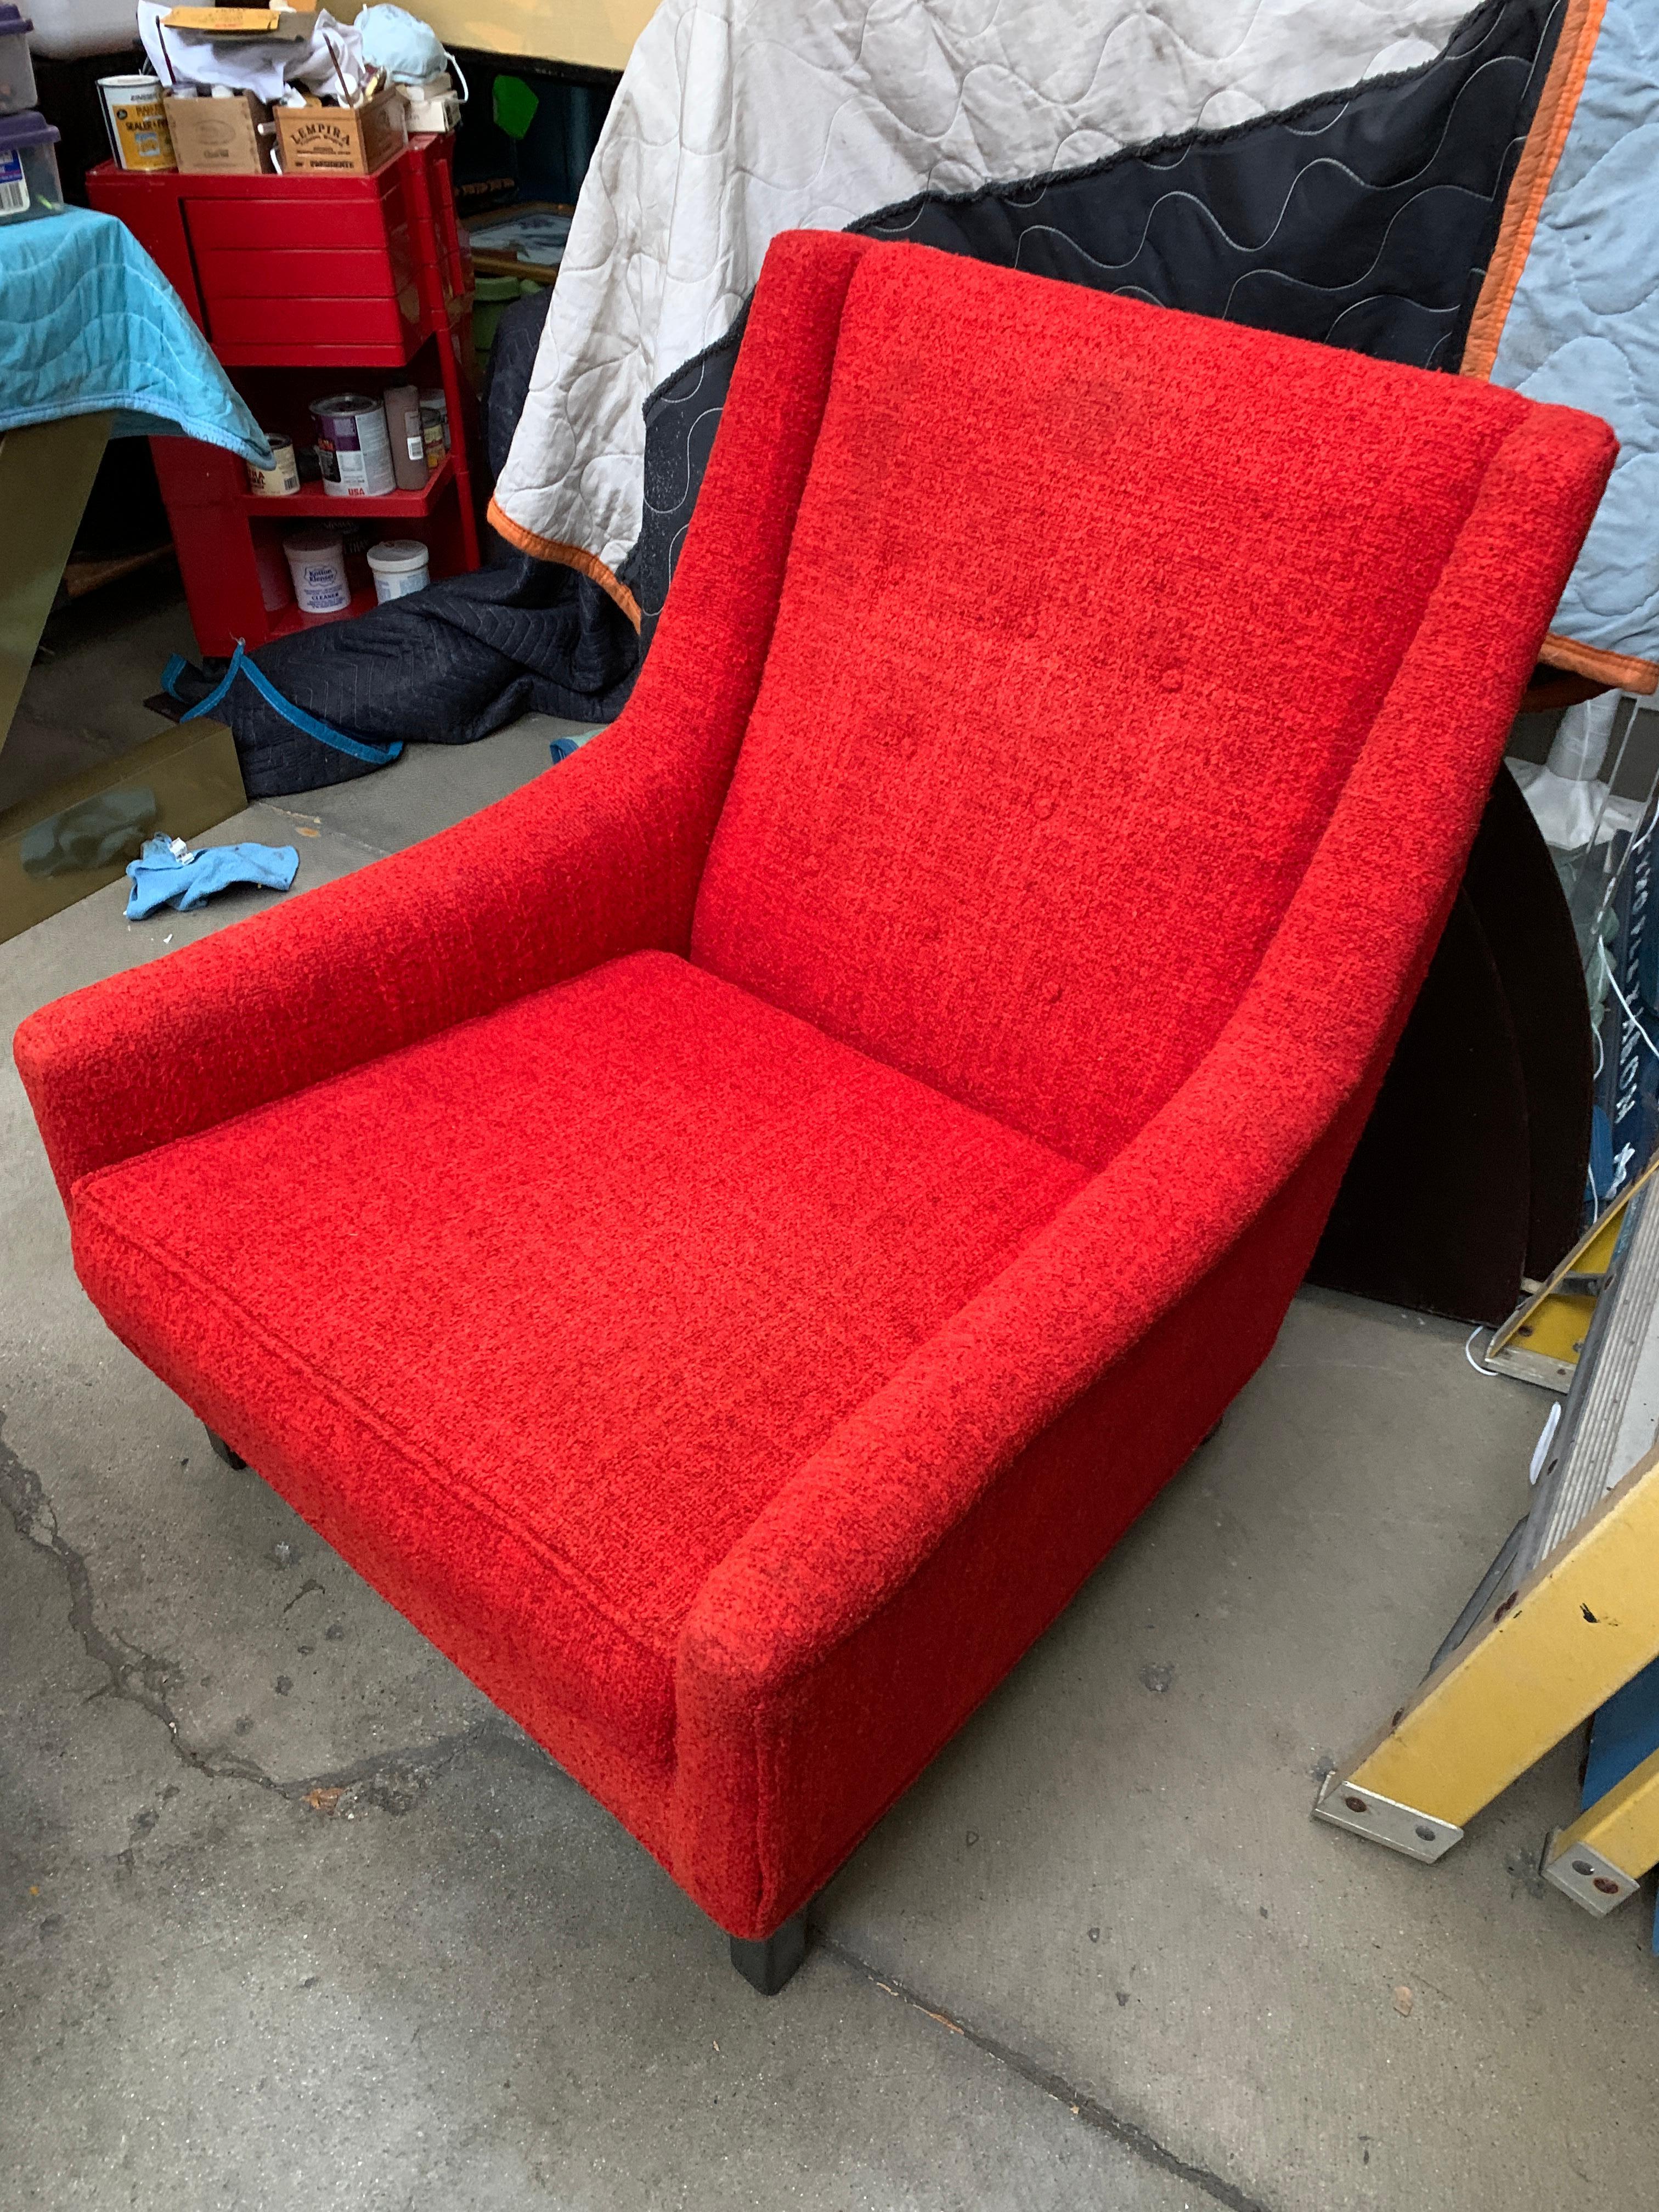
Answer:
xmin=204 ymin=1425 xmax=247 ymax=1470
xmin=729 ymin=1907 xmax=808 ymax=1995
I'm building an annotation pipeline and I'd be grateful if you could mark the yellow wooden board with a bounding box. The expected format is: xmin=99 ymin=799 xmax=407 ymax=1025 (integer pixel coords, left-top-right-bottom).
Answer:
xmin=364 ymin=0 xmax=656 ymax=72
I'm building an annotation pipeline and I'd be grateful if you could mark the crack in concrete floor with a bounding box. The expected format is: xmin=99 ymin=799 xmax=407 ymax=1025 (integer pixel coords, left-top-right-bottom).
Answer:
xmin=3 ymin=1402 xmax=1257 ymax=2209
xmin=817 ymin=1934 xmax=1269 ymax=2212
xmin=0 ymin=1410 xmax=505 ymax=1816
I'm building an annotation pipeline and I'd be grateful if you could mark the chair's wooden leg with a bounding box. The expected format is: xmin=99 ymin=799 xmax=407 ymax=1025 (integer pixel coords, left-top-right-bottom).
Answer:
xmin=204 ymin=1425 xmax=247 ymax=1471
xmin=729 ymin=1907 xmax=809 ymax=1995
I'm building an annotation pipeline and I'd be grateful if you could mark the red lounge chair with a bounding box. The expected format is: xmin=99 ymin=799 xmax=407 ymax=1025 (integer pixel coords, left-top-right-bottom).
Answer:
xmin=14 ymin=234 xmax=1612 ymax=1994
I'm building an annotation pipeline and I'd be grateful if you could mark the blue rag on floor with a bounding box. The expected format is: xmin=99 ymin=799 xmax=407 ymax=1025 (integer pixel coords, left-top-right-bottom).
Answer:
xmin=125 ymin=836 xmax=298 ymax=921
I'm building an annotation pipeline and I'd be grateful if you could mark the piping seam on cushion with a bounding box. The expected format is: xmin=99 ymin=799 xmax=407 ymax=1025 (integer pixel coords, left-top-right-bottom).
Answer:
xmin=486 ymin=498 xmax=644 ymax=628
xmin=1462 ymin=0 xmax=1606 ymax=381
xmin=71 ymin=1187 xmax=685 ymax=1684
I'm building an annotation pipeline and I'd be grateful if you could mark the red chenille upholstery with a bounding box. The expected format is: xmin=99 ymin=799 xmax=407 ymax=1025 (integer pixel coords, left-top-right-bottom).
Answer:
xmin=15 ymin=234 xmax=1613 ymax=1946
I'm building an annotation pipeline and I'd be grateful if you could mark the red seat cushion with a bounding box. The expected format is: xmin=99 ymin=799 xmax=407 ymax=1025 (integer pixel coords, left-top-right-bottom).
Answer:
xmin=692 ymin=252 xmax=1531 ymax=1167
xmin=70 ymin=951 xmax=1086 ymax=1766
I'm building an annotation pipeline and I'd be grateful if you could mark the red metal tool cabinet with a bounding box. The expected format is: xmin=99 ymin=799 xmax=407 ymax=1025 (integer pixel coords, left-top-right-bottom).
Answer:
xmin=88 ymin=139 xmax=481 ymax=657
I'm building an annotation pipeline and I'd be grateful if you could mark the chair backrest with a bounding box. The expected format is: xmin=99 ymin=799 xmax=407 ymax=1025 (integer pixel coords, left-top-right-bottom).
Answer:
xmin=690 ymin=243 xmax=1540 ymax=1167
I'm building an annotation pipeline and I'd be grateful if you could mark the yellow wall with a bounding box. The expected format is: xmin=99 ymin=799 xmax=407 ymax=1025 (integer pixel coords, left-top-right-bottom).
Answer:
xmin=398 ymin=0 xmax=655 ymax=71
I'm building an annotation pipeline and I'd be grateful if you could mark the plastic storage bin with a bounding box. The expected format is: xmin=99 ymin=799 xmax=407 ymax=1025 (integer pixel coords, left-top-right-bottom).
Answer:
xmin=24 ymin=0 xmax=137 ymax=60
xmin=0 ymin=110 xmax=62 ymax=223
xmin=0 ymin=7 xmax=37 ymax=116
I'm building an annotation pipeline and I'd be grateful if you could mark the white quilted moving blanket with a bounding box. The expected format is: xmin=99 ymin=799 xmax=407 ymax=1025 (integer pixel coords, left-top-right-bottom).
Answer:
xmin=489 ymin=0 xmax=1474 ymax=596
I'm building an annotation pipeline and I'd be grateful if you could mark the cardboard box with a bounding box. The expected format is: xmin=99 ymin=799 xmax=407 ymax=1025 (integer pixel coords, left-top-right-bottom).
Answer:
xmin=163 ymin=7 xmax=312 ymax=36
xmin=164 ymin=91 xmax=273 ymax=175
xmin=274 ymin=87 xmax=407 ymax=176
xmin=163 ymin=6 xmax=313 ymax=32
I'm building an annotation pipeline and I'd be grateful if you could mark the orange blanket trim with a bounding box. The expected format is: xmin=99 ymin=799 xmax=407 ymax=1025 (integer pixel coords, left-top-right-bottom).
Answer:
xmin=1463 ymin=1 xmax=1644 ymax=696
xmin=1539 ymin=631 xmax=1659 ymax=696
xmin=486 ymin=497 xmax=644 ymax=630
xmin=1461 ymin=0 xmax=1605 ymax=382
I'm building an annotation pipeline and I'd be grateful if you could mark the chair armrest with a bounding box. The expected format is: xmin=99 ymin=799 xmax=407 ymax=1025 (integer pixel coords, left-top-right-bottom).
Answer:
xmin=679 ymin=822 xmax=1470 ymax=1706
xmin=672 ymin=974 xmax=1387 ymax=1910
xmin=672 ymin=394 xmax=1617 ymax=1932
xmin=13 ymin=714 xmax=720 ymax=1200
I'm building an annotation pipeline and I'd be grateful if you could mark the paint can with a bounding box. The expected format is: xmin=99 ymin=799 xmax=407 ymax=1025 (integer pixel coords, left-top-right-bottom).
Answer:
xmin=97 ymin=75 xmax=175 ymax=173
xmin=246 ymin=431 xmax=300 ymax=499
xmin=418 ymin=404 xmax=445 ymax=473
xmin=367 ymin=539 xmax=430 ymax=603
xmin=283 ymin=528 xmax=352 ymax=618
xmin=381 ymin=383 xmax=428 ymax=490
xmin=417 ymin=387 xmax=450 ymax=449
xmin=308 ymin=392 xmax=396 ymax=499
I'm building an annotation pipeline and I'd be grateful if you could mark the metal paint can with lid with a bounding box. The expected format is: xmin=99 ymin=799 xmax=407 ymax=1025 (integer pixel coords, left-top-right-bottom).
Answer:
xmin=308 ymin=393 xmax=395 ymax=499
xmin=418 ymin=386 xmax=450 ymax=449
xmin=97 ymin=74 xmax=175 ymax=172
xmin=246 ymin=431 xmax=299 ymax=498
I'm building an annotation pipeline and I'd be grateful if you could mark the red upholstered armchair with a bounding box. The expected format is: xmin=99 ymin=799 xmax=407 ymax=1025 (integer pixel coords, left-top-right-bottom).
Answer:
xmin=15 ymin=234 xmax=1611 ymax=1993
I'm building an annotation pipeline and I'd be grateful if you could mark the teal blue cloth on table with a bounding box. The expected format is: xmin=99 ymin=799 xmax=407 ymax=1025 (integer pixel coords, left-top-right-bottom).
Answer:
xmin=0 ymin=203 xmax=269 ymax=461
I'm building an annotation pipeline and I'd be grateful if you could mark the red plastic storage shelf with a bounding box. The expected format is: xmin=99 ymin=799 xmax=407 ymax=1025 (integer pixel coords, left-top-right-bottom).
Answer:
xmin=88 ymin=139 xmax=481 ymax=657
xmin=241 ymin=454 xmax=457 ymax=519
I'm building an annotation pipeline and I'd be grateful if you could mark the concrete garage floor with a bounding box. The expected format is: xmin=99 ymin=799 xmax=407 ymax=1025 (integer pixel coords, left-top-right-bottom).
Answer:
xmin=3 ymin=614 xmax=1657 ymax=2209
